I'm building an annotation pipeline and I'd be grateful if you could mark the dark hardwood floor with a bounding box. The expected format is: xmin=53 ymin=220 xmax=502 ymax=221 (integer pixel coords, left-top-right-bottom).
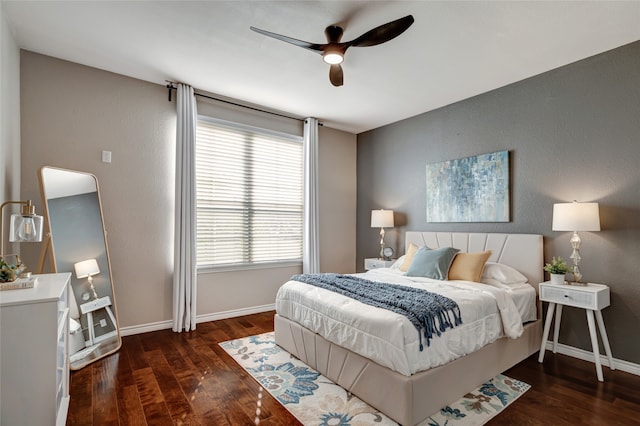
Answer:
xmin=67 ymin=311 xmax=640 ymax=425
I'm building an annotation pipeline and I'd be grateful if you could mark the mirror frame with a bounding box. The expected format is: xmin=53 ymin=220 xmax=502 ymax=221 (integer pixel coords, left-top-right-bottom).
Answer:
xmin=38 ymin=166 xmax=121 ymax=369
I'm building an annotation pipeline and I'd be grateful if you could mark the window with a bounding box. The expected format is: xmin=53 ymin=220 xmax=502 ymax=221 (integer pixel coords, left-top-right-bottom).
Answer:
xmin=195 ymin=117 xmax=303 ymax=268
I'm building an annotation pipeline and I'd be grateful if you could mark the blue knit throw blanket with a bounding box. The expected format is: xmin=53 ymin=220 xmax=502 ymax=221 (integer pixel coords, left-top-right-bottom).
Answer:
xmin=291 ymin=273 xmax=463 ymax=351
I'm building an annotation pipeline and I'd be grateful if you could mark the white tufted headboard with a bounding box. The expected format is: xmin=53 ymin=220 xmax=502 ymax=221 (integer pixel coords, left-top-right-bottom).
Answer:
xmin=405 ymin=232 xmax=544 ymax=287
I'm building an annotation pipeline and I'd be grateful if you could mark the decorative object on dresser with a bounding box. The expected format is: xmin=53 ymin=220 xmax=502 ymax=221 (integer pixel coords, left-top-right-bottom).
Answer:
xmin=0 ymin=199 xmax=44 ymax=279
xmin=0 ymin=274 xmax=38 ymax=291
xmin=538 ymin=281 xmax=614 ymax=382
xmin=0 ymin=255 xmax=24 ymax=283
xmin=552 ymin=201 xmax=600 ymax=285
xmin=543 ymin=256 xmax=569 ymax=285
xmin=38 ymin=166 xmax=121 ymax=370
xmin=0 ymin=273 xmax=71 ymax=426
xmin=370 ymin=209 xmax=394 ymax=259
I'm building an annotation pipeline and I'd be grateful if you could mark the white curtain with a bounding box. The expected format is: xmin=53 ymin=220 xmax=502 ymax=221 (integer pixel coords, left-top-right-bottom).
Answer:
xmin=173 ymin=83 xmax=198 ymax=332
xmin=303 ymin=117 xmax=320 ymax=273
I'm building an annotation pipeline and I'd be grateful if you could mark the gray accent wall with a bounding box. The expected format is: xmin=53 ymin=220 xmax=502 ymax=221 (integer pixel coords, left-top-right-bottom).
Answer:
xmin=357 ymin=41 xmax=640 ymax=365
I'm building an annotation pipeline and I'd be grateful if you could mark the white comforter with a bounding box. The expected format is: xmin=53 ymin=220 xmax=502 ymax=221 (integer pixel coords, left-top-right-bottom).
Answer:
xmin=275 ymin=268 xmax=533 ymax=376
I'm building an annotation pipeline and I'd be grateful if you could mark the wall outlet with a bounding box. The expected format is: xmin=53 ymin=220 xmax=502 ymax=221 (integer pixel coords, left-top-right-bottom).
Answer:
xmin=101 ymin=150 xmax=112 ymax=163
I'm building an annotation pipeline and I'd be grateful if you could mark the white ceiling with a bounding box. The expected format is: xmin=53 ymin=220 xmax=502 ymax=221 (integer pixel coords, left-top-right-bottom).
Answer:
xmin=3 ymin=1 xmax=639 ymax=134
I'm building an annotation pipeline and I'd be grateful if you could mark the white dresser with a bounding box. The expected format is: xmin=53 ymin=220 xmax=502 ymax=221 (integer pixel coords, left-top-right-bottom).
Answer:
xmin=0 ymin=273 xmax=71 ymax=426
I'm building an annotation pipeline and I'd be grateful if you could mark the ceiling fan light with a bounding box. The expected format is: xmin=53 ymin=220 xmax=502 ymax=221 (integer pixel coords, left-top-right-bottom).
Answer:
xmin=323 ymin=52 xmax=343 ymax=65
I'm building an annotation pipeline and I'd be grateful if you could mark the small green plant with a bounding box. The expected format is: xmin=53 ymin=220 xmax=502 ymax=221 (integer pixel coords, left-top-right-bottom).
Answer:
xmin=543 ymin=256 xmax=569 ymax=274
xmin=0 ymin=257 xmax=17 ymax=282
xmin=0 ymin=255 xmax=24 ymax=282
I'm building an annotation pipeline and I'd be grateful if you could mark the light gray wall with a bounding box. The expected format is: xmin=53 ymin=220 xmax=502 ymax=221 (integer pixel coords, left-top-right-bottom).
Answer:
xmin=20 ymin=51 xmax=176 ymax=329
xmin=357 ymin=41 xmax=640 ymax=365
xmin=19 ymin=51 xmax=357 ymax=330
xmin=0 ymin=7 xmax=21 ymax=255
xmin=318 ymin=125 xmax=357 ymax=274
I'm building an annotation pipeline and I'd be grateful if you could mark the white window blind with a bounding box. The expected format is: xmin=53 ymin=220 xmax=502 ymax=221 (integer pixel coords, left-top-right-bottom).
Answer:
xmin=195 ymin=117 xmax=303 ymax=268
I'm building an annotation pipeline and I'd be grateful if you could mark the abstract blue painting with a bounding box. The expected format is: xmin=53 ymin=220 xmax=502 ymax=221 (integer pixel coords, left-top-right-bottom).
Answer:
xmin=426 ymin=150 xmax=510 ymax=222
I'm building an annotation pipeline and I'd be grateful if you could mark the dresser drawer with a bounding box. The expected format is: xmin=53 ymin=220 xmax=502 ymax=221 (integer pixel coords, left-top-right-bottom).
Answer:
xmin=539 ymin=282 xmax=610 ymax=310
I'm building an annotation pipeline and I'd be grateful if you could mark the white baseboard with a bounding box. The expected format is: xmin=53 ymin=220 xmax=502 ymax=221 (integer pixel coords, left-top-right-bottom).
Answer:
xmin=544 ymin=341 xmax=640 ymax=377
xmin=196 ymin=303 xmax=275 ymax=324
xmin=119 ymin=303 xmax=275 ymax=337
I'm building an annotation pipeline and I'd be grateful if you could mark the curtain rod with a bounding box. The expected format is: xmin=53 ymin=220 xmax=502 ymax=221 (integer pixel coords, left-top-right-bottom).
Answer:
xmin=166 ymin=82 xmax=309 ymax=123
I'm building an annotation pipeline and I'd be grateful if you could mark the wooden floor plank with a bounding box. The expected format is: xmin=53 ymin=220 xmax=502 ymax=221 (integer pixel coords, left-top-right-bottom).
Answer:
xmin=92 ymin=353 xmax=120 ymax=425
xmin=133 ymin=367 xmax=174 ymax=424
xmin=67 ymin=366 xmax=93 ymax=426
xmin=145 ymin=348 xmax=200 ymax=425
xmin=116 ymin=385 xmax=146 ymax=426
xmin=67 ymin=311 xmax=640 ymax=426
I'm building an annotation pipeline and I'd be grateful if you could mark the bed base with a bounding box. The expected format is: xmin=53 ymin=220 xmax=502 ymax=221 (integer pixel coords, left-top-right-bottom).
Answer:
xmin=275 ymin=313 xmax=542 ymax=426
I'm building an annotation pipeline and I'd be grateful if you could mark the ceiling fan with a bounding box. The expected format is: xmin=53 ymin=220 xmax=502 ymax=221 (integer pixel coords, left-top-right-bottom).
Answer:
xmin=250 ymin=14 xmax=415 ymax=87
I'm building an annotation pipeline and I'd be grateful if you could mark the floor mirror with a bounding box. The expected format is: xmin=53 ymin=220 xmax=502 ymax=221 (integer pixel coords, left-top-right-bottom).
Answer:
xmin=38 ymin=166 xmax=121 ymax=370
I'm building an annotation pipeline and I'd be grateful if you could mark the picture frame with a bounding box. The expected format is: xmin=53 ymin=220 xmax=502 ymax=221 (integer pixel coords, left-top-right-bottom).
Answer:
xmin=426 ymin=150 xmax=510 ymax=222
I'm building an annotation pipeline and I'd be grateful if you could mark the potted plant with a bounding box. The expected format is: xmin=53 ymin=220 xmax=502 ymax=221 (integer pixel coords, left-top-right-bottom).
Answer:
xmin=544 ymin=256 xmax=569 ymax=285
xmin=0 ymin=256 xmax=17 ymax=282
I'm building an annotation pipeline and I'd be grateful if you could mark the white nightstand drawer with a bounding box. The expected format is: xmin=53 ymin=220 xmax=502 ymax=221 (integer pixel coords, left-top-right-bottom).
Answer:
xmin=364 ymin=258 xmax=395 ymax=270
xmin=539 ymin=282 xmax=610 ymax=310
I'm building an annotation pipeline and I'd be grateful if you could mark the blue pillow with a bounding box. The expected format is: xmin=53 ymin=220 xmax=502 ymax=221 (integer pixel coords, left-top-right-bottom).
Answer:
xmin=406 ymin=246 xmax=460 ymax=280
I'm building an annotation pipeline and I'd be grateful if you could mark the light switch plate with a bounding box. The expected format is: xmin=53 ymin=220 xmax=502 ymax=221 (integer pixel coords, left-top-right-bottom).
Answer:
xmin=101 ymin=150 xmax=112 ymax=163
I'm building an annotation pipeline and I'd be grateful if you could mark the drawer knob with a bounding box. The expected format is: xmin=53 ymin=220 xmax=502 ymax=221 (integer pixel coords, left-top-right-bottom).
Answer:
xmin=564 ymin=294 xmax=569 ymax=298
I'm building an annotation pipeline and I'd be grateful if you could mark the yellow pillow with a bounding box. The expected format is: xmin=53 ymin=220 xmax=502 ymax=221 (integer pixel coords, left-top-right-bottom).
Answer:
xmin=448 ymin=251 xmax=492 ymax=282
xmin=400 ymin=243 xmax=420 ymax=272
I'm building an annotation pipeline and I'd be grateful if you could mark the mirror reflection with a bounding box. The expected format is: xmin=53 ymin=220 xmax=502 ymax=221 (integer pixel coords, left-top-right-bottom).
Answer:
xmin=39 ymin=166 xmax=121 ymax=369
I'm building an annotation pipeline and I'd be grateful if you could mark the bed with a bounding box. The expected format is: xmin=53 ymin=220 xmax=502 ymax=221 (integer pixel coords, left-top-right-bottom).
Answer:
xmin=274 ymin=232 xmax=543 ymax=425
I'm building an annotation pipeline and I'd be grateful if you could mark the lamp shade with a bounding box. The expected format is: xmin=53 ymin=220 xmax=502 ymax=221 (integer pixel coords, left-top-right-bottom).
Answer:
xmin=4 ymin=200 xmax=43 ymax=244
xmin=371 ymin=209 xmax=394 ymax=228
xmin=74 ymin=259 xmax=100 ymax=279
xmin=8 ymin=213 xmax=43 ymax=242
xmin=552 ymin=202 xmax=600 ymax=232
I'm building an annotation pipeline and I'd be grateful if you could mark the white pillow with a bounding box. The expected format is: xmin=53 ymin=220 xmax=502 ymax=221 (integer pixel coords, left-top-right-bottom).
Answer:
xmin=390 ymin=255 xmax=406 ymax=270
xmin=483 ymin=277 xmax=531 ymax=288
xmin=481 ymin=262 xmax=528 ymax=285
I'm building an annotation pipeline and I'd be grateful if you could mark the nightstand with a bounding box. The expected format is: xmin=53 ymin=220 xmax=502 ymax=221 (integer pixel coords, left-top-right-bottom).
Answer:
xmin=537 ymin=281 xmax=615 ymax=381
xmin=364 ymin=258 xmax=395 ymax=270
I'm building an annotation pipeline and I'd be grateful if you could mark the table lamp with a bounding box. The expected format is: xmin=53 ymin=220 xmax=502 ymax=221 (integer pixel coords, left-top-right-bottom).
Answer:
xmin=371 ymin=209 xmax=394 ymax=259
xmin=0 ymin=200 xmax=44 ymax=278
xmin=74 ymin=258 xmax=100 ymax=300
xmin=552 ymin=201 xmax=600 ymax=284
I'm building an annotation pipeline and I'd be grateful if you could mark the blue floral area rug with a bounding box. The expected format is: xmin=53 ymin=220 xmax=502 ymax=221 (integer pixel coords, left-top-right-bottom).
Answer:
xmin=220 ymin=332 xmax=530 ymax=426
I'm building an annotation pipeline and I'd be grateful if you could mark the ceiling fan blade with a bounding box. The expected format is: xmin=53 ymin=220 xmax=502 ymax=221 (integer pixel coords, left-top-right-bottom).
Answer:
xmin=329 ymin=64 xmax=344 ymax=87
xmin=348 ymin=15 xmax=414 ymax=48
xmin=250 ymin=26 xmax=324 ymax=53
